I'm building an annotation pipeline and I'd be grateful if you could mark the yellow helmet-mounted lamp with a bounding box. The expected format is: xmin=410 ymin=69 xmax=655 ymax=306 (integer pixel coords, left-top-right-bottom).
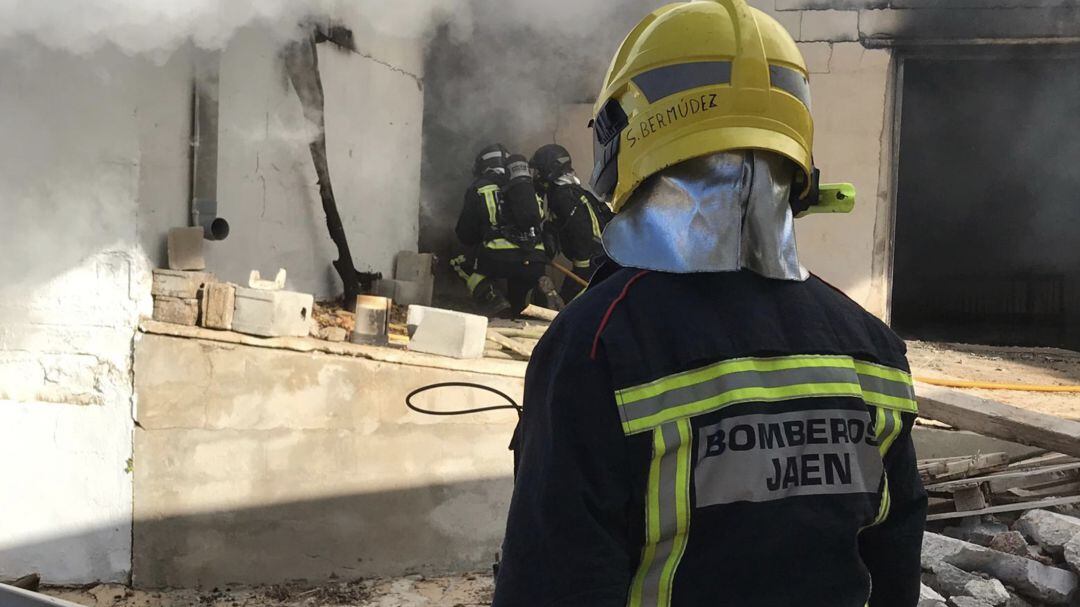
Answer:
xmin=590 ymin=0 xmax=816 ymax=213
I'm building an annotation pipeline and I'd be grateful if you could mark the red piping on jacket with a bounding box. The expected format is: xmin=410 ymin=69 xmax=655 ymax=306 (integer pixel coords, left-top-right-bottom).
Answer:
xmin=590 ymin=270 xmax=651 ymax=360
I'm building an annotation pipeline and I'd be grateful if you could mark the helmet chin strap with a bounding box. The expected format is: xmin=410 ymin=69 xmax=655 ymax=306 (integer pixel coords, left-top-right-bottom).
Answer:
xmin=601 ymin=150 xmax=807 ymax=281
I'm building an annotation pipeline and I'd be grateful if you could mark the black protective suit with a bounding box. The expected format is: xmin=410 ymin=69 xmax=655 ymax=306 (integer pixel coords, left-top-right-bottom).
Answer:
xmin=493 ymin=265 xmax=927 ymax=607
xmin=544 ymin=179 xmax=610 ymax=300
xmin=454 ymin=173 xmax=547 ymax=313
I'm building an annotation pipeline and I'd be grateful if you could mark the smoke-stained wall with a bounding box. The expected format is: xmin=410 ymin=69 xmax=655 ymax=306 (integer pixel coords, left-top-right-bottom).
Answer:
xmin=206 ymin=24 xmax=424 ymax=295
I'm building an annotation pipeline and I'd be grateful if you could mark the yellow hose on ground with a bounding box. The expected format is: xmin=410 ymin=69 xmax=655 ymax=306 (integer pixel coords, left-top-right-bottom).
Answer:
xmin=915 ymin=376 xmax=1080 ymax=393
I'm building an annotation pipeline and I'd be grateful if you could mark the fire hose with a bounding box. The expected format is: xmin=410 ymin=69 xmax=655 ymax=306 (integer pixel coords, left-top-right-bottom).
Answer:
xmin=405 ymin=382 xmax=522 ymax=418
xmin=915 ymin=376 xmax=1080 ymax=393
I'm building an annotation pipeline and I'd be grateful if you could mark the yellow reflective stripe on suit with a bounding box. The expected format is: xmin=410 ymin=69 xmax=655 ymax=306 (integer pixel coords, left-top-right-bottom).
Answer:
xmin=628 ymin=418 xmax=692 ymax=607
xmin=621 ymin=355 xmax=915 ymax=606
xmin=581 ymin=194 xmax=602 ymax=240
xmin=478 ymin=185 xmax=500 ymax=225
xmin=615 ymin=355 xmax=917 ymax=436
xmin=483 ymin=238 xmax=546 ymax=251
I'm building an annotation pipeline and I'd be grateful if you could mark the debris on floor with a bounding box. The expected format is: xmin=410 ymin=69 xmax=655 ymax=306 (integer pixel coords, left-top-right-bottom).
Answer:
xmin=903 ymin=342 xmax=1080 ymax=605
xmin=44 ymin=572 xmax=494 ymax=607
xmin=923 ymin=452 xmax=1080 ymax=521
xmin=918 ymin=449 xmax=1080 ymax=605
xmin=908 ymin=341 xmax=1080 ymax=421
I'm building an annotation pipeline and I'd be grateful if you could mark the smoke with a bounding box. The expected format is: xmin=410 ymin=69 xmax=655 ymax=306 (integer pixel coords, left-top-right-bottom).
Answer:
xmin=0 ymin=0 xmax=664 ymax=286
xmin=419 ymin=0 xmax=660 ymax=259
xmin=0 ymin=0 xmax=467 ymax=59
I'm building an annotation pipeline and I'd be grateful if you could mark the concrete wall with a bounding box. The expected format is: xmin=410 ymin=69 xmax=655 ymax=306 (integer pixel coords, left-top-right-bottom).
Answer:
xmin=208 ymin=25 xmax=425 ymax=298
xmin=0 ymin=45 xmax=170 ymax=584
xmin=132 ymin=334 xmax=520 ymax=587
xmin=0 ymin=18 xmax=426 ymax=584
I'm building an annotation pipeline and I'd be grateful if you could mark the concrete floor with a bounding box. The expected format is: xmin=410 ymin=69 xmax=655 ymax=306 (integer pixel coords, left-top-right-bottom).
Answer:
xmin=46 ymin=572 xmax=494 ymax=607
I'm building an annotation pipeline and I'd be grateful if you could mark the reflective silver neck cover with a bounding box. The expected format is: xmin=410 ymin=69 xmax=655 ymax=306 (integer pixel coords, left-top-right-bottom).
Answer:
xmin=602 ymin=150 xmax=808 ymax=281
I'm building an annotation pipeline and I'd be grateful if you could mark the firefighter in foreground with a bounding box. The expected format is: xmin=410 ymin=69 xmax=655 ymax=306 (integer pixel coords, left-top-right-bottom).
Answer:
xmin=531 ymin=144 xmax=613 ymax=300
xmin=492 ymin=1 xmax=926 ymax=606
xmin=452 ymin=144 xmax=554 ymax=316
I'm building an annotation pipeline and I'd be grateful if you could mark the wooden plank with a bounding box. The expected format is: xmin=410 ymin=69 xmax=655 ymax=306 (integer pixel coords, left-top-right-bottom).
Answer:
xmin=919 ymin=452 xmax=1010 ymax=483
xmin=486 ymin=330 xmax=534 ymax=358
xmin=521 ymin=305 xmax=558 ymax=322
xmin=490 ymin=327 xmax=548 ymax=339
xmin=1004 ymin=481 xmax=1080 ymax=501
xmin=1007 ymin=454 xmax=1079 ymax=469
xmin=916 ymin=383 xmax=1080 ymax=459
xmin=925 ymin=462 xmax=1080 ymax=493
xmin=926 ymin=495 xmax=1080 ymax=522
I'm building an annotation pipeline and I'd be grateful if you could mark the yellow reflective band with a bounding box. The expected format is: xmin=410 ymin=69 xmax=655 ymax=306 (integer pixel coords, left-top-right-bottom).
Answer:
xmin=572 ymin=259 xmax=592 ymax=269
xmin=485 ymin=238 xmax=518 ymax=250
xmin=863 ymin=391 xmax=918 ymax=413
xmin=628 ymin=419 xmax=692 ymax=607
xmin=466 ymin=271 xmax=486 ymax=293
xmin=860 ymin=408 xmax=901 ymax=532
xmin=660 ymin=419 xmax=692 ymax=607
xmin=581 ymin=194 xmax=602 ymax=239
xmin=478 ymin=185 xmax=499 ymax=225
xmin=619 ymin=355 xmax=856 ymax=406
xmin=615 ymin=355 xmax=918 ymax=436
xmin=628 ymin=429 xmax=666 ymax=607
xmin=484 ymin=238 xmax=547 ymax=251
xmin=854 ymin=361 xmax=915 ymax=386
xmin=879 ymin=409 xmax=903 ymax=457
xmin=621 ymin=382 xmax=864 ymax=436
xmin=873 ymin=475 xmax=891 ymax=526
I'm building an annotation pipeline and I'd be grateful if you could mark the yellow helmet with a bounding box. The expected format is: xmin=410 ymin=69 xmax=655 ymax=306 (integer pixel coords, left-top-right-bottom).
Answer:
xmin=590 ymin=0 xmax=814 ymax=213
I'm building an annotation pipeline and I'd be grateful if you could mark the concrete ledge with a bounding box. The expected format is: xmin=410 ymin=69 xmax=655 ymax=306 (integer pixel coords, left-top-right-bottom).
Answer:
xmin=133 ymin=331 xmax=523 ymax=587
xmin=138 ymin=318 xmax=526 ymax=379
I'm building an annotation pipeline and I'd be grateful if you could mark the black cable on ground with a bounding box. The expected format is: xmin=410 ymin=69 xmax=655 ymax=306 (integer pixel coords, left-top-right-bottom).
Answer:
xmin=405 ymin=382 xmax=522 ymax=418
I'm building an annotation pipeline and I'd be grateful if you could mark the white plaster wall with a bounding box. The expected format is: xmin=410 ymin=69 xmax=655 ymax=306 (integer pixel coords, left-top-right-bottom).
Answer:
xmin=0 ymin=23 xmax=426 ymax=583
xmin=209 ymin=25 xmax=424 ymax=299
xmin=0 ymin=44 xmax=151 ymax=584
xmin=795 ymin=43 xmax=892 ymax=316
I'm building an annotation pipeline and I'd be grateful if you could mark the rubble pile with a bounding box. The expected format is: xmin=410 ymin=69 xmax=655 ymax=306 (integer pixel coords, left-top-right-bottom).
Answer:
xmin=919 ymin=509 xmax=1080 ymax=606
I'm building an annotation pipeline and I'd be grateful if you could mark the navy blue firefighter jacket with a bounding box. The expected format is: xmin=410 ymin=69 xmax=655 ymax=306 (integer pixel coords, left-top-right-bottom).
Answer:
xmin=492 ymin=265 xmax=927 ymax=607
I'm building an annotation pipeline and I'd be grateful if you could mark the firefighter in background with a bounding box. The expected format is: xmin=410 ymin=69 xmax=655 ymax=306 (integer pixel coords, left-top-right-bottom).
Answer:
xmin=531 ymin=144 xmax=613 ymax=301
xmin=493 ymin=1 xmax=926 ymax=606
xmin=452 ymin=144 xmax=554 ymax=316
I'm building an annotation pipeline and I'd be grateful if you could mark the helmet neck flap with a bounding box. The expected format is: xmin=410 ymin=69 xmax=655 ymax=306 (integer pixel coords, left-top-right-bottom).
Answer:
xmin=602 ymin=150 xmax=807 ymax=281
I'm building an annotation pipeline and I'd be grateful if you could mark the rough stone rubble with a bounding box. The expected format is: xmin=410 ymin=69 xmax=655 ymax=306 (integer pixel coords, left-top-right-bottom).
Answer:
xmin=920 ymin=509 xmax=1080 ymax=607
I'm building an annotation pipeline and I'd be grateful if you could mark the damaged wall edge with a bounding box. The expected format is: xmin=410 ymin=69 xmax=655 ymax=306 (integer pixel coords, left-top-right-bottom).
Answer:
xmin=283 ymin=31 xmax=363 ymax=305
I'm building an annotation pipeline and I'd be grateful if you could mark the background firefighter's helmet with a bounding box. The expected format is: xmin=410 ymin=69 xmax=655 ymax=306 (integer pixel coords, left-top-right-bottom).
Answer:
xmin=590 ymin=0 xmax=814 ymax=213
xmin=530 ymin=144 xmax=574 ymax=184
xmin=473 ymin=143 xmax=511 ymax=178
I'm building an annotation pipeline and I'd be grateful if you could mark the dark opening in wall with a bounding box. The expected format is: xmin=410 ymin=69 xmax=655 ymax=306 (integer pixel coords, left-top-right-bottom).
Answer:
xmin=892 ymin=49 xmax=1080 ymax=350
